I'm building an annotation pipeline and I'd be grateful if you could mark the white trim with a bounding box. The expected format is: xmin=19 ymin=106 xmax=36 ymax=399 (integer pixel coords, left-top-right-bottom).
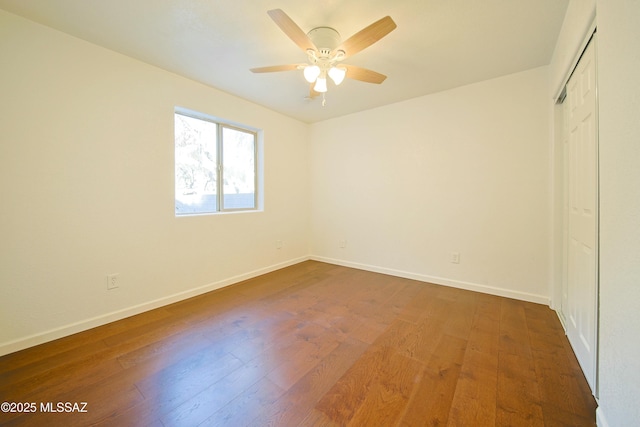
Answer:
xmin=0 ymin=256 xmax=310 ymax=357
xmin=596 ymin=407 xmax=609 ymax=427
xmin=310 ymin=256 xmax=550 ymax=306
xmin=2 ymin=254 xmax=554 ymax=356
xmin=553 ymin=19 xmax=597 ymax=102
xmin=555 ymin=306 xmax=568 ymax=333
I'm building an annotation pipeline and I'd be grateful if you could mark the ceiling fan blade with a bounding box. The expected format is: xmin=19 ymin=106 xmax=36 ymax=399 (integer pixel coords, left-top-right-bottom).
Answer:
xmin=309 ymin=84 xmax=321 ymax=98
xmin=343 ymin=65 xmax=387 ymax=84
xmin=250 ymin=64 xmax=303 ymax=73
xmin=334 ymin=16 xmax=396 ymax=59
xmin=267 ymin=9 xmax=317 ymax=53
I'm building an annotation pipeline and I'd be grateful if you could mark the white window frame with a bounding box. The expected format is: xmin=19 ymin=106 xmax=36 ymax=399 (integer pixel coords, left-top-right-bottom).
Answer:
xmin=174 ymin=107 xmax=262 ymax=216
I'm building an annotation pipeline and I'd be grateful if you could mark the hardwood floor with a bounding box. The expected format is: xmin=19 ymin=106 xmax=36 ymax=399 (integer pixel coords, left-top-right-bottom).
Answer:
xmin=0 ymin=261 xmax=597 ymax=426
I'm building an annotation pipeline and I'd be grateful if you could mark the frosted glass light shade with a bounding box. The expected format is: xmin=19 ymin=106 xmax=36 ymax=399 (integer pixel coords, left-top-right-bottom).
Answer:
xmin=303 ymin=65 xmax=321 ymax=83
xmin=328 ymin=66 xmax=346 ymax=85
xmin=314 ymin=76 xmax=327 ymax=93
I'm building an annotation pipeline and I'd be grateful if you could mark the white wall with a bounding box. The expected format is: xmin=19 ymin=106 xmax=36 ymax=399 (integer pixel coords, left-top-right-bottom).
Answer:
xmin=0 ymin=10 xmax=310 ymax=355
xmin=595 ymin=1 xmax=640 ymax=425
xmin=309 ymin=67 xmax=551 ymax=304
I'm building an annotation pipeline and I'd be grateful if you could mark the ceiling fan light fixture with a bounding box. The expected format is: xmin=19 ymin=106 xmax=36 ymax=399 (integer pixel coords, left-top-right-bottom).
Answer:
xmin=251 ymin=10 xmax=396 ymax=102
xmin=328 ymin=66 xmax=346 ymax=85
xmin=303 ymin=65 xmax=321 ymax=83
xmin=314 ymin=75 xmax=328 ymax=93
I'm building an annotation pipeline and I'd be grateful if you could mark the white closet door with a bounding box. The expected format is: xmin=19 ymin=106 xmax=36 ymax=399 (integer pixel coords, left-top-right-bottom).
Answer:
xmin=564 ymin=35 xmax=598 ymax=393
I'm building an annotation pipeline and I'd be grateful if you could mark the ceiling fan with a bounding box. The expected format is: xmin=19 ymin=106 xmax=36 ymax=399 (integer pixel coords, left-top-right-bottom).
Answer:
xmin=250 ymin=9 xmax=397 ymax=103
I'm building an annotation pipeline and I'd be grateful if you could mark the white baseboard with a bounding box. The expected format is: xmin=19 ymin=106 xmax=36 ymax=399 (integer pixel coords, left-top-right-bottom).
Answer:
xmin=0 ymin=256 xmax=310 ymax=357
xmin=1 ymin=255 xmax=551 ymax=356
xmin=596 ymin=407 xmax=609 ymax=427
xmin=310 ymin=255 xmax=550 ymax=306
xmin=554 ymin=307 xmax=568 ymax=332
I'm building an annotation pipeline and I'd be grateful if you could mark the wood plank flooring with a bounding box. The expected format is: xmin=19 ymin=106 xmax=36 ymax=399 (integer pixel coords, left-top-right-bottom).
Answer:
xmin=0 ymin=261 xmax=597 ymax=426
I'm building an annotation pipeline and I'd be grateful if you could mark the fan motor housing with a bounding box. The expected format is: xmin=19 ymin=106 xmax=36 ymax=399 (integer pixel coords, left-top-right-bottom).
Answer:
xmin=307 ymin=27 xmax=341 ymax=55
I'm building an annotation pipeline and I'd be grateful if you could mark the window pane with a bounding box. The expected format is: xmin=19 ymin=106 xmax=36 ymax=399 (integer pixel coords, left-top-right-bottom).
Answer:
xmin=175 ymin=114 xmax=217 ymax=215
xmin=222 ymin=127 xmax=255 ymax=209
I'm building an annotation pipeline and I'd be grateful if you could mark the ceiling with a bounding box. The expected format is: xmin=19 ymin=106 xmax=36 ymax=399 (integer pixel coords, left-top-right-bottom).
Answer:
xmin=0 ymin=0 xmax=569 ymax=123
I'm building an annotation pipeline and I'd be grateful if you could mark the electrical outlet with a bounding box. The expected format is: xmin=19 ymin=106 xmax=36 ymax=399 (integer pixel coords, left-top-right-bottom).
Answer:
xmin=451 ymin=252 xmax=460 ymax=264
xmin=339 ymin=239 xmax=347 ymax=248
xmin=276 ymin=240 xmax=283 ymax=249
xmin=106 ymin=273 xmax=120 ymax=290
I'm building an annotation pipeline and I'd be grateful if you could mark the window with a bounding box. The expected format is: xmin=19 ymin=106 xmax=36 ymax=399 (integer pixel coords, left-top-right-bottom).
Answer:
xmin=174 ymin=109 xmax=259 ymax=215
